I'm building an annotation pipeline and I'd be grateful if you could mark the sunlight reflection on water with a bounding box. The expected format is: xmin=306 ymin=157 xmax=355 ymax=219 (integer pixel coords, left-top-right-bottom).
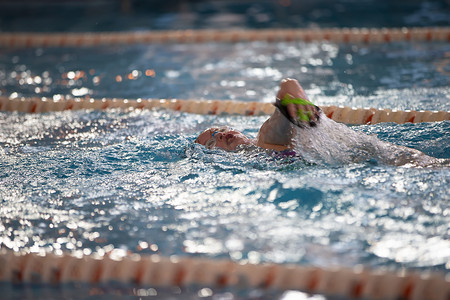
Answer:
xmin=0 ymin=109 xmax=448 ymax=271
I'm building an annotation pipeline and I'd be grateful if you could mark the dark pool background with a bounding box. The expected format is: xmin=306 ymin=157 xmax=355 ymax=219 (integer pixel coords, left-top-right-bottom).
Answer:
xmin=1 ymin=0 xmax=449 ymax=32
xmin=1 ymin=1 xmax=449 ymax=300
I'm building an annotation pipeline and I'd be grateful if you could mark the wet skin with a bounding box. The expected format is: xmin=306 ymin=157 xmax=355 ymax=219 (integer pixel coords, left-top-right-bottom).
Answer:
xmin=275 ymin=78 xmax=320 ymax=124
xmin=196 ymin=78 xmax=321 ymax=151
xmin=195 ymin=127 xmax=253 ymax=151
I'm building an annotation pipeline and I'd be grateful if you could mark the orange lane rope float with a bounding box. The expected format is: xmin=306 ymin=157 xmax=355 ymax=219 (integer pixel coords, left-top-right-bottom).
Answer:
xmin=0 ymin=27 xmax=449 ymax=47
xmin=0 ymin=96 xmax=448 ymax=125
xmin=0 ymin=250 xmax=448 ymax=300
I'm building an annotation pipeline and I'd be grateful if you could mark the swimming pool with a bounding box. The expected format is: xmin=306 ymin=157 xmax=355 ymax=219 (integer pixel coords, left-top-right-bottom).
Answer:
xmin=2 ymin=40 xmax=449 ymax=109
xmin=0 ymin=34 xmax=449 ymax=298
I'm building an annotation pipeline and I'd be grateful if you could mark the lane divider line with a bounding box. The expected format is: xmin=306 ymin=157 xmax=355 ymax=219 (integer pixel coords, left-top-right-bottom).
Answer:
xmin=0 ymin=249 xmax=448 ymax=300
xmin=0 ymin=27 xmax=449 ymax=47
xmin=1 ymin=96 xmax=448 ymax=125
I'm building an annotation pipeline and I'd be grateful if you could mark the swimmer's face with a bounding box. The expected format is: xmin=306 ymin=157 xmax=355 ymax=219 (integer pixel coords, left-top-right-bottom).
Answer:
xmin=195 ymin=126 xmax=252 ymax=151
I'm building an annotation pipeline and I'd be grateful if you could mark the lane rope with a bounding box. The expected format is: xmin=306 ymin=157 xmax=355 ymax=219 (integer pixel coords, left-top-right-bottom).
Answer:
xmin=0 ymin=249 xmax=448 ymax=300
xmin=0 ymin=96 xmax=448 ymax=125
xmin=0 ymin=27 xmax=449 ymax=47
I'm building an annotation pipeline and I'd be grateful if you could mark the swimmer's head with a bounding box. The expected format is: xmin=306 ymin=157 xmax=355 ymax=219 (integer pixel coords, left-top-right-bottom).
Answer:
xmin=195 ymin=126 xmax=253 ymax=151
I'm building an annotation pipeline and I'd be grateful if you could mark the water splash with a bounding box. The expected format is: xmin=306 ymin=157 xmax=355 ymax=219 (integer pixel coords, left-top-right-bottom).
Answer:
xmin=293 ymin=114 xmax=449 ymax=167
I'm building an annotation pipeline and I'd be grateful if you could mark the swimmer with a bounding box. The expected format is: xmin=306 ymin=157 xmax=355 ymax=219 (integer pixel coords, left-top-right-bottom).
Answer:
xmin=196 ymin=78 xmax=319 ymax=152
xmin=195 ymin=78 xmax=447 ymax=167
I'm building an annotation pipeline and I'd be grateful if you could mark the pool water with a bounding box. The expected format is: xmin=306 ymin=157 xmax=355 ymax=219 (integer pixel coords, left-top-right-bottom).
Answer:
xmin=0 ymin=40 xmax=449 ymax=298
xmin=1 ymin=106 xmax=449 ymax=266
xmin=1 ymin=41 xmax=449 ymax=110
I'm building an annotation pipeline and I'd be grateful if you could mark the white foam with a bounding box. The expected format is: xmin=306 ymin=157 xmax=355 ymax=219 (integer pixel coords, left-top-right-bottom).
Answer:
xmin=293 ymin=115 xmax=446 ymax=167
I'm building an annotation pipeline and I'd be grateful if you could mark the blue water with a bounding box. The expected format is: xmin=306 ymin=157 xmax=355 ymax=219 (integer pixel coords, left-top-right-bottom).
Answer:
xmin=0 ymin=109 xmax=449 ymax=300
xmin=1 ymin=41 xmax=449 ymax=111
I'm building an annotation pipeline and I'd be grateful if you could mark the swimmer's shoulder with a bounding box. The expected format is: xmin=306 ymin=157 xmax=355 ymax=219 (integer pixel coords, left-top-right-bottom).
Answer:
xmin=253 ymin=141 xmax=298 ymax=157
xmin=256 ymin=140 xmax=290 ymax=151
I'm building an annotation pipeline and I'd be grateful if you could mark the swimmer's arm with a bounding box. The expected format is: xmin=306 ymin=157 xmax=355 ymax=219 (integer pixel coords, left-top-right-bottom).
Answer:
xmin=256 ymin=108 xmax=296 ymax=149
xmin=256 ymin=99 xmax=322 ymax=149
xmin=275 ymin=79 xmax=320 ymax=127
